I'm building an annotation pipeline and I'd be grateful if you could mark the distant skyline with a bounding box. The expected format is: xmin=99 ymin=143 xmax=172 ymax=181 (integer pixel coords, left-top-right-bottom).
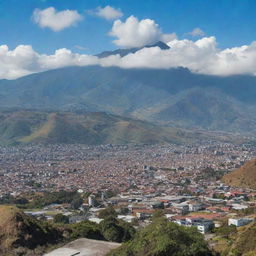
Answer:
xmin=1 ymin=0 xmax=256 ymax=79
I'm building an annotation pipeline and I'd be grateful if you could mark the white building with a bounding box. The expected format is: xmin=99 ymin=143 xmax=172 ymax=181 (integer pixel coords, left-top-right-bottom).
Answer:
xmin=188 ymin=202 xmax=203 ymax=212
xmin=228 ymin=218 xmax=253 ymax=227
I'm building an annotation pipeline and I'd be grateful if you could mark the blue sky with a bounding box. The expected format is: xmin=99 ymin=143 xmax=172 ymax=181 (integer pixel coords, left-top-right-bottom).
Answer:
xmin=0 ymin=0 xmax=255 ymax=54
xmin=1 ymin=0 xmax=256 ymax=79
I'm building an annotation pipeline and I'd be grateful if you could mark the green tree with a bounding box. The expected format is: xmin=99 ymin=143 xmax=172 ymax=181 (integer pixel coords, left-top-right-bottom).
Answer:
xmin=215 ymin=224 xmax=237 ymax=239
xmin=71 ymin=197 xmax=83 ymax=209
xmin=70 ymin=220 xmax=103 ymax=240
xmin=98 ymin=206 xmax=118 ymax=219
xmin=100 ymin=216 xmax=136 ymax=243
xmin=53 ymin=213 xmax=69 ymax=224
xmin=108 ymin=216 xmax=213 ymax=256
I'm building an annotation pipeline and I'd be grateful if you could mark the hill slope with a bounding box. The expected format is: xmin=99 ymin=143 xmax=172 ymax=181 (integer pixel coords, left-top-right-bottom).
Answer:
xmin=0 ymin=206 xmax=62 ymax=255
xmin=222 ymin=158 xmax=256 ymax=189
xmin=229 ymin=222 xmax=256 ymax=256
xmin=0 ymin=110 xmax=204 ymax=145
xmin=1 ymin=66 xmax=256 ymax=133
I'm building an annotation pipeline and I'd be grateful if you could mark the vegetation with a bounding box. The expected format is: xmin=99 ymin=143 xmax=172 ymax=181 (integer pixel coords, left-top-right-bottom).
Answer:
xmin=69 ymin=220 xmax=103 ymax=240
xmin=100 ymin=217 xmax=136 ymax=243
xmin=0 ymin=110 xmax=197 ymax=146
xmin=19 ymin=190 xmax=83 ymax=209
xmin=0 ymin=206 xmax=63 ymax=256
xmin=53 ymin=214 xmax=69 ymax=224
xmin=214 ymin=224 xmax=237 ymax=239
xmin=108 ymin=216 xmax=213 ymax=256
xmin=211 ymin=221 xmax=256 ymax=256
xmin=97 ymin=206 xmax=136 ymax=243
xmin=1 ymin=65 xmax=256 ymax=135
xmin=98 ymin=206 xmax=118 ymax=219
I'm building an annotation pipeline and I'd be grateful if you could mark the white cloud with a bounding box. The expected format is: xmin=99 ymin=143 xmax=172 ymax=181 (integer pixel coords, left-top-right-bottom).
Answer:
xmin=187 ymin=27 xmax=205 ymax=37
xmin=0 ymin=45 xmax=98 ymax=79
xmin=32 ymin=7 xmax=82 ymax=32
xmin=2 ymin=37 xmax=256 ymax=79
xmin=74 ymin=45 xmax=88 ymax=51
xmin=90 ymin=6 xmax=123 ymax=20
xmin=109 ymin=16 xmax=176 ymax=48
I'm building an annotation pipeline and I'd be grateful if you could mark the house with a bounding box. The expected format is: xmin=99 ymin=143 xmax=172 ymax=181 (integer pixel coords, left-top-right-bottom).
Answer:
xmin=172 ymin=203 xmax=189 ymax=215
xmin=228 ymin=217 xmax=254 ymax=227
xmin=173 ymin=217 xmax=214 ymax=234
xmin=69 ymin=215 xmax=88 ymax=224
xmin=188 ymin=202 xmax=204 ymax=212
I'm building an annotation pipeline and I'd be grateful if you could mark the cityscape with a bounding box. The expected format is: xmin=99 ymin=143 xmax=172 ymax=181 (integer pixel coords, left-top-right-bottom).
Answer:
xmin=1 ymin=0 xmax=256 ymax=255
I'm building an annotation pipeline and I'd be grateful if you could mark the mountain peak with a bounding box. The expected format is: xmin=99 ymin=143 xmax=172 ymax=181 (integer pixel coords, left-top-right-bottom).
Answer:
xmin=146 ymin=41 xmax=170 ymax=50
xmin=97 ymin=41 xmax=170 ymax=58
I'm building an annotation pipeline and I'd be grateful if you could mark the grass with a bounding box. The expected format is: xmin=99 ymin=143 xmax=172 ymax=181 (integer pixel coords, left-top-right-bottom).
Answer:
xmin=19 ymin=113 xmax=57 ymax=143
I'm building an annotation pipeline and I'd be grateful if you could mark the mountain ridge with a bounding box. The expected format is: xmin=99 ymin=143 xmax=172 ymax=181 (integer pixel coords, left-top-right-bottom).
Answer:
xmin=96 ymin=41 xmax=170 ymax=58
xmin=1 ymin=65 xmax=256 ymax=134
xmin=0 ymin=109 xmax=205 ymax=146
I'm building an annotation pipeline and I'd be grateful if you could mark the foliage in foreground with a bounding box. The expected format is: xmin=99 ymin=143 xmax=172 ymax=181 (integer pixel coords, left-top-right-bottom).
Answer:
xmin=69 ymin=217 xmax=135 ymax=243
xmin=108 ymin=216 xmax=213 ymax=256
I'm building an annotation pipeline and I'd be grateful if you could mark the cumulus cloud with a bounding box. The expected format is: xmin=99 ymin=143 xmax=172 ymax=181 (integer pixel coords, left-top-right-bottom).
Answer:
xmin=89 ymin=6 xmax=123 ymax=20
xmin=2 ymin=37 xmax=256 ymax=79
xmin=187 ymin=27 xmax=205 ymax=37
xmin=107 ymin=37 xmax=256 ymax=76
xmin=109 ymin=16 xmax=176 ymax=48
xmin=0 ymin=45 xmax=99 ymax=79
xmin=32 ymin=7 xmax=82 ymax=31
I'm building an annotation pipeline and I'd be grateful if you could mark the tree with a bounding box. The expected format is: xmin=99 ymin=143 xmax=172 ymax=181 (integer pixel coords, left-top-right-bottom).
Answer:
xmin=70 ymin=220 xmax=103 ymax=240
xmin=108 ymin=216 xmax=213 ymax=256
xmin=53 ymin=213 xmax=69 ymax=224
xmin=215 ymin=224 xmax=237 ymax=239
xmin=98 ymin=206 xmax=118 ymax=219
xmin=71 ymin=197 xmax=83 ymax=209
xmin=100 ymin=216 xmax=135 ymax=243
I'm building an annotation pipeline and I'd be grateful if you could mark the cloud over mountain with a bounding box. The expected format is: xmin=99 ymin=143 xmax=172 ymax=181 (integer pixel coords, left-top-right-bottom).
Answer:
xmin=32 ymin=7 xmax=82 ymax=31
xmin=1 ymin=35 xmax=256 ymax=79
xmin=109 ymin=16 xmax=176 ymax=48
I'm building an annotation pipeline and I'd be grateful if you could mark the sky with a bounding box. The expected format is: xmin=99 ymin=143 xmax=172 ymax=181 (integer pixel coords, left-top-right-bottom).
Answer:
xmin=0 ymin=0 xmax=256 ymax=79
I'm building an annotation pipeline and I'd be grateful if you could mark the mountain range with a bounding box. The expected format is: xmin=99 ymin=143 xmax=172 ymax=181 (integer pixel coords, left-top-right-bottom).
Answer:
xmin=0 ymin=42 xmax=256 ymax=139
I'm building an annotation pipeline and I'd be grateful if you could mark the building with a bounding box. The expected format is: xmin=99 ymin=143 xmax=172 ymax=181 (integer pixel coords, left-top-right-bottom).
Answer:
xmin=228 ymin=218 xmax=254 ymax=227
xmin=188 ymin=202 xmax=204 ymax=212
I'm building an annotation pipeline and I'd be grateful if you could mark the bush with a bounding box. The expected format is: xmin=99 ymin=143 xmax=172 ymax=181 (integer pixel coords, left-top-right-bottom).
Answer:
xmin=100 ymin=216 xmax=136 ymax=243
xmin=108 ymin=216 xmax=213 ymax=256
xmin=98 ymin=206 xmax=118 ymax=219
xmin=215 ymin=224 xmax=237 ymax=239
xmin=69 ymin=220 xmax=103 ymax=240
xmin=53 ymin=214 xmax=69 ymax=224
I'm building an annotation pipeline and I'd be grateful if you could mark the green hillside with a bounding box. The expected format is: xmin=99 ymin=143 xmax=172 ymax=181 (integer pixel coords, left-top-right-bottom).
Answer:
xmin=1 ymin=66 xmax=256 ymax=133
xmin=0 ymin=110 xmax=206 ymax=145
